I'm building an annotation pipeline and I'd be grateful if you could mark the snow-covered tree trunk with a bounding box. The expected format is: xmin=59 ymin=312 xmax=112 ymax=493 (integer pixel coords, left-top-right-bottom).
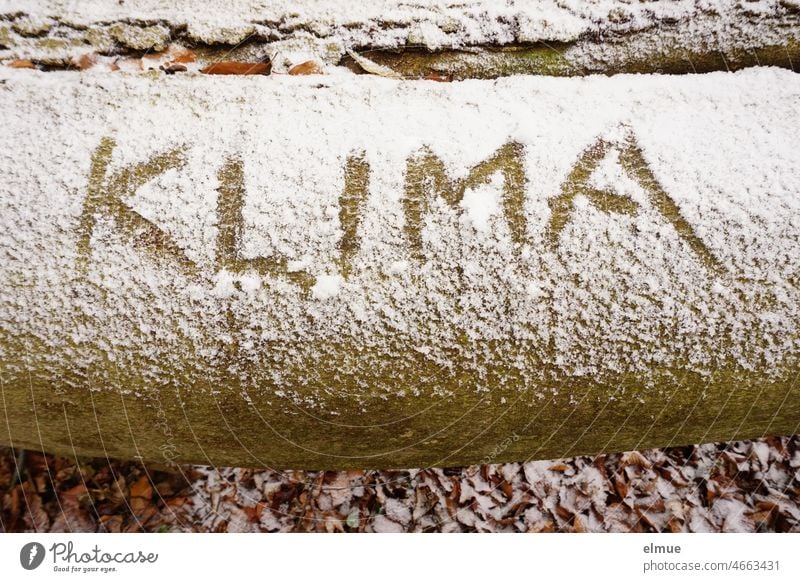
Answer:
xmin=1 ymin=1 xmax=799 ymax=469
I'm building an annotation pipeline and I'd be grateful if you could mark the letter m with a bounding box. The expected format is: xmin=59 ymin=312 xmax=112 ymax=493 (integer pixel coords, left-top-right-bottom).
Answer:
xmin=403 ymin=142 xmax=527 ymax=261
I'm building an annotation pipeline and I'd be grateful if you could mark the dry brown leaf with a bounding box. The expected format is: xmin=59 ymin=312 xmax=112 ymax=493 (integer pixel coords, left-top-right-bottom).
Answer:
xmin=271 ymin=481 xmax=303 ymax=509
xmin=52 ymin=488 xmax=96 ymax=533
xmin=71 ymin=53 xmax=98 ymax=71
xmin=346 ymin=50 xmax=402 ymax=79
xmin=62 ymin=483 xmax=88 ymax=501
xmin=755 ymin=499 xmax=780 ymax=511
xmin=749 ymin=510 xmax=773 ymax=523
xmin=7 ymin=59 xmax=35 ymax=69
xmin=99 ymin=514 xmax=123 ymax=533
xmin=573 ymin=513 xmax=588 ymax=532
xmin=423 ymin=73 xmax=453 ymax=82
xmin=243 ymin=505 xmax=259 ymax=523
xmin=444 ymin=480 xmax=460 ymax=517
xmin=165 ymin=496 xmax=189 ymax=509
xmin=130 ymin=476 xmax=153 ymax=500
xmin=613 ymin=476 xmax=630 ymax=503
xmin=23 ymin=493 xmax=50 ymax=531
xmin=528 ymin=520 xmax=555 ymax=533
xmin=130 ymin=496 xmax=150 ymax=513
xmin=110 ymin=474 xmax=128 ymax=504
xmin=155 ymin=481 xmax=175 ymax=497
xmin=288 ymin=60 xmax=324 ymax=75
xmin=621 ymin=451 xmax=653 ymax=469
xmin=8 ymin=486 xmax=21 ymax=519
xmin=201 ymin=61 xmax=271 ymax=75
xmin=555 ymin=504 xmax=572 ymax=520
xmin=168 ymin=44 xmax=196 ymax=64
xmin=667 ymin=517 xmax=684 ymax=533
xmin=324 ymin=512 xmax=345 ymax=533
xmin=34 ymin=473 xmax=47 ymax=493
xmin=141 ymin=44 xmax=196 ymax=72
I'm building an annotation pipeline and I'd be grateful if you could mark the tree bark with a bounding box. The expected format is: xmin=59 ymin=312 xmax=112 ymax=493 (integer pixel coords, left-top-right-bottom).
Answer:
xmin=2 ymin=1 xmax=799 ymax=77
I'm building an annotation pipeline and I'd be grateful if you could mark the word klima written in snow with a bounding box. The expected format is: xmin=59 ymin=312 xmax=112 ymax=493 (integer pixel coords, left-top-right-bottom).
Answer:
xmin=75 ymin=134 xmax=724 ymax=287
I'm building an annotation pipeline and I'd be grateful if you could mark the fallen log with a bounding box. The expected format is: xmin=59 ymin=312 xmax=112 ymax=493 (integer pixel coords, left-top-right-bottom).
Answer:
xmin=1 ymin=0 xmax=800 ymax=76
xmin=0 ymin=3 xmax=799 ymax=470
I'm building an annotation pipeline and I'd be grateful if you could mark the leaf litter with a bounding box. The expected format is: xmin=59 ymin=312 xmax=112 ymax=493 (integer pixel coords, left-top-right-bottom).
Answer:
xmin=2 ymin=436 xmax=797 ymax=532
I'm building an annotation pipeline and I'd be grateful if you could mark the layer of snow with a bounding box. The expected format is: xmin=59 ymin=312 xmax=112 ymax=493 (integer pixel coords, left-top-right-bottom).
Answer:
xmin=461 ymin=175 xmax=503 ymax=233
xmin=0 ymin=67 xmax=798 ymax=407
xmin=1 ymin=0 xmax=798 ymax=57
xmin=311 ymin=274 xmax=343 ymax=300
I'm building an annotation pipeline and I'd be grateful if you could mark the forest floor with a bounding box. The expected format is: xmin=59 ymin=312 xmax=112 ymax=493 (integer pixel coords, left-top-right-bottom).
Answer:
xmin=1 ymin=436 xmax=798 ymax=532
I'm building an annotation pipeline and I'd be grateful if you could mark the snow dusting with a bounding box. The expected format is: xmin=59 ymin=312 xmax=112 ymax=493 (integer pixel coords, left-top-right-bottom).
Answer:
xmin=0 ymin=66 xmax=798 ymax=408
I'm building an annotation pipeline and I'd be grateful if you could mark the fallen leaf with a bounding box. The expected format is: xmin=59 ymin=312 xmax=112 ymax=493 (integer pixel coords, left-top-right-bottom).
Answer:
xmin=573 ymin=514 xmax=588 ymax=532
xmin=755 ymin=499 xmax=780 ymax=511
xmin=23 ymin=493 xmax=50 ymax=531
xmin=444 ymin=480 xmax=460 ymax=517
xmin=621 ymin=451 xmax=652 ymax=469
xmin=667 ymin=517 xmax=684 ymax=533
xmin=289 ymin=60 xmax=324 ymax=75
xmin=62 ymin=483 xmax=88 ymax=501
xmin=423 ymin=73 xmax=452 ymax=82
xmin=254 ymin=502 xmax=266 ymax=520
xmin=613 ymin=475 xmax=629 ymax=499
xmin=528 ymin=520 xmax=556 ymax=533
xmin=555 ymin=504 xmax=572 ymax=520
xmin=71 ymin=53 xmax=98 ymax=71
xmin=34 ymin=473 xmax=47 ymax=493
xmin=99 ymin=514 xmax=123 ymax=533
xmin=270 ymin=481 xmax=303 ymax=509
xmin=748 ymin=510 xmax=773 ymax=525
xmin=7 ymin=59 xmax=35 ymax=69
xmin=51 ymin=491 xmax=96 ymax=533
xmin=346 ymin=50 xmax=402 ymax=79
xmin=130 ymin=476 xmax=153 ymax=500
xmin=167 ymin=44 xmax=196 ymax=64
xmin=141 ymin=44 xmax=196 ymax=72
xmin=110 ymin=475 xmax=127 ymax=504
xmin=165 ymin=496 xmax=189 ymax=509
xmin=130 ymin=496 xmax=149 ymax=513
xmin=201 ymin=61 xmax=270 ymax=75
xmin=324 ymin=512 xmax=345 ymax=533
